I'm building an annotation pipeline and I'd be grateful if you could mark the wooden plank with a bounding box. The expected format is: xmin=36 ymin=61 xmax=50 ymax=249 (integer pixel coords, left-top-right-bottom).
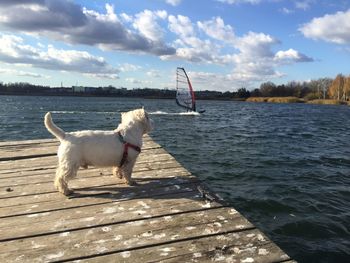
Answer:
xmin=0 ymin=190 xmax=221 ymax=242
xmin=0 ymin=135 xmax=158 ymax=161
xmin=0 ymin=160 xmax=183 ymax=187
xmin=0 ymin=167 xmax=192 ymax=199
xmin=0 ymin=176 xmax=197 ymax=217
xmin=0 ymin=138 xmax=56 ymax=147
xmin=0 ymin=143 xmax=160 ymax=162
xmin=0 ymin=155 xmax=185 ymax=187
xmin=81 ymin=229 xmax=291 ymax=263
xmin=0 ymin=207 xmax=254 ymax=262
xmin=0 ymin=137 xmax=293 ymax=263
xmin=0 ymin=135 xmax=154 ymax=147
xmin=0 ymin=148 xmax=169 ymax=172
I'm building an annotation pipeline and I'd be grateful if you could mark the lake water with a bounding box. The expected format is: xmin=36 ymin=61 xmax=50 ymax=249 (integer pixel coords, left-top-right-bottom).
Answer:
xmin=1 ymin=95 xmax=349 ymax=262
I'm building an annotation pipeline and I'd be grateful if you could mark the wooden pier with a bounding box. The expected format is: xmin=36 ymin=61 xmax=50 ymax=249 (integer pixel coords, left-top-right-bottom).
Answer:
xmin=0 ymin=135 xmax=294 ymax=262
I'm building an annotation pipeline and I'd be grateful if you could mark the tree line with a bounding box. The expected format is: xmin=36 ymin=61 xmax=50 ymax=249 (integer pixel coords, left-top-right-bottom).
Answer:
xmin=246 ymin=74 xmax=350 ymax=101
xmin=0 ymin=82 xmax=237 ymax=99
xmin=1 ymin=73 xmax=349 ymax=101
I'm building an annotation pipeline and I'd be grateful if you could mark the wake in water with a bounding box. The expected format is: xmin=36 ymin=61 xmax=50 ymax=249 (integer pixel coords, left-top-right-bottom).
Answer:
xmin=149 ymin=111 xmax=201 ymax=116
xmin=51 ymin=111 xmax=116 ymax=114
xmin=51 ymin=110 xmax=201 ymax=116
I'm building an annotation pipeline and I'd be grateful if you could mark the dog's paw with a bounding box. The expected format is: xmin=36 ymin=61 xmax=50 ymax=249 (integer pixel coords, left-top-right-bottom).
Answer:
xmin=126 ymin=179 xmax=137 ymax=186
xmin=62 ymin=188 xmax=74 ymax=196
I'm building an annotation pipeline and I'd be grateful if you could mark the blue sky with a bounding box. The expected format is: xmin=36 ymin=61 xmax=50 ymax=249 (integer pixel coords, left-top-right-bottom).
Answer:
xmin=0 ymin=0 xmax=349 ymax=91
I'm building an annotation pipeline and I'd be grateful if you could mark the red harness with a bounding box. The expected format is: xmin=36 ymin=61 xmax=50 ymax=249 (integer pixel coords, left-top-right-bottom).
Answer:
xmin=118 ymin=132 xmax=141 ymax=167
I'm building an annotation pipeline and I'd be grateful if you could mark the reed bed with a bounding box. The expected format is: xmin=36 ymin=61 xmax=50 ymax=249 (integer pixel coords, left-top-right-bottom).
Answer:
xmin=246 ymin=97 xmax=303 ymax=103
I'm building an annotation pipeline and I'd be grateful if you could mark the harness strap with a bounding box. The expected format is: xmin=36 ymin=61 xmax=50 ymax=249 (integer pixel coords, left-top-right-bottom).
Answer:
xmin=118 ymin=132 xmax=141 ymax=167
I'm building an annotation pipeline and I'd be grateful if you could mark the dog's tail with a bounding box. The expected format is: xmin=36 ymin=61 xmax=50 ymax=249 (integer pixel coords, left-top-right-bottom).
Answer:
xmin=44 ymin=112 xmax=66 ymax=141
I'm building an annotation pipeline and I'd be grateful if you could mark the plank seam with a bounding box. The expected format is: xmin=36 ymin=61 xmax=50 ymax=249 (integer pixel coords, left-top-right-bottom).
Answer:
xmin=0 ymin=182 xmax=201 ymax=217
xmin=146 ymin=240 xmax=277 ymax=263
xmin=0 ymin=146 xmax=162 ymax=162
xmin=0 ymin=176 xmax=197 ymax=200
xmin=0 ymin=163 xmax=184 ymax=181
xmin=0 ymin=205 xmax=228 ymax=243
xmin=52 ymin=226 xmax=256 ymax=263
xmin=0 ymin=153 xmax=56 ymax=161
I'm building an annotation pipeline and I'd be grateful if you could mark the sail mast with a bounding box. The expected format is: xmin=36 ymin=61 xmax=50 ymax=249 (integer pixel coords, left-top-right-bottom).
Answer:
xmin=176 ymin=67 xmax=196 ymax=112
xmin=181 ymin=68 xmax=196 ymax=112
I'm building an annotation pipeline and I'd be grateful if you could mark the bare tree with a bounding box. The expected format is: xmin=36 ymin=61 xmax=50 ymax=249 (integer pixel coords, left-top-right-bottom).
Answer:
xmin=343 ymin=75 xmax=350 ymax=101
xmin=329 ymin=74 xmax=345 ymax=100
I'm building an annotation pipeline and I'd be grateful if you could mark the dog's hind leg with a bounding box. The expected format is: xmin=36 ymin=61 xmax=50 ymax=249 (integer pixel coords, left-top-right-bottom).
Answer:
xmin=55 ymin=162 xmax=78 ymax=196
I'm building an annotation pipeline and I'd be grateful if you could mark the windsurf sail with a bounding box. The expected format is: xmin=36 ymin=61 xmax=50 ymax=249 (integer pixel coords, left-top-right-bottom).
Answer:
xmin=176 ymin=67 xmax=196 ymax=112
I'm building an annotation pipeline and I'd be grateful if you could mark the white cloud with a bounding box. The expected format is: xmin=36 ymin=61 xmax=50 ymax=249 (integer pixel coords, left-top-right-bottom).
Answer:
xmin=0 ymin=34 xmax=120 ymax=79
xmin=168 ymin=15 xmax=195 ymax=39
xmin=217 ymin=0 xmax=262 ymax=5
xmin=165 ymin=15 xmax=313 ymax=87
xmin=0 ymin=0 xmax=175 ymax=56
xmin=83 ymin=73 xmax=119 ymax=79
xmin=133 ymin=10 xmax=167 ymax=42
xmin=235 ymin=31 xmax=278 ymax=57
xmin=83 ymin=4 xmax=118 ymax=23
xmin=119 ymin=63 xmax=141 ymax=72
xmin=156 ymin=10 xmax=168 ymax=20
xmin=125 ymin=78 xmax=152 ymax=85
xmin=165 ymin=15 xmax=223 ymax=63
xmin=0 ymin=68 xmax=49 ymax=78
xmin=197 ymin=17 xmax=235 ymax=43
xmin=0 ymin=1 xmax=316 ymax=90
xmin=147 ymin=70 xmax=161 ymax=78
xmin=299 ymin=9 xmax=350 ymax=44
xmin=190 ymin=71 xmax=236 ymax=91
xmin=274 ymin=48 xmax=313 ymax=63
xmin=120 ymin=13 xmax=132 ymax=23
xmin=295 ymin=0 xmax=314 ymax=10
xmin=165 ymin=0 xmax=182 ymax=6
xmin=223 ymin=32 xmax=312 ymax=84
xmin=281 ymin=7 xmax=294 ymax=14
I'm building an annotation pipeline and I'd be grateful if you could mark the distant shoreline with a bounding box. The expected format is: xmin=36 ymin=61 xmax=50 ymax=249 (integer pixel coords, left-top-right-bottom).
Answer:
xmin=0 ymin=91 xmax=175 ymax=100
xmin=0 ymin=91 xmax=238 ymax=101
xmin=1 ymin=92 xmax=349 ymax=105
xmin=246 ymin=97 xmax=349 ymax=105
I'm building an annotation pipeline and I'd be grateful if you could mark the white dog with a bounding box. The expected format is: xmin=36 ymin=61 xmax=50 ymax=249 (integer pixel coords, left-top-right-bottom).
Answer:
xmin=44 ymin=108 xmax=153 ymax=196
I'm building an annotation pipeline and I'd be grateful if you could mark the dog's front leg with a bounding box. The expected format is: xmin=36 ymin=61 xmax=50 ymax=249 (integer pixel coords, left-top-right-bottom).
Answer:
xmin=120 ymin=159 xmax=137 ymax=186
xmin=112 ymin=166 xmax=123 ymax=179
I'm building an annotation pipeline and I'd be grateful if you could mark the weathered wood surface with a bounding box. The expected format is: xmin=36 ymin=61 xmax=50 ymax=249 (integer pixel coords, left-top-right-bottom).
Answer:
xmin=0 ymin=135 xmax=293 ymax=262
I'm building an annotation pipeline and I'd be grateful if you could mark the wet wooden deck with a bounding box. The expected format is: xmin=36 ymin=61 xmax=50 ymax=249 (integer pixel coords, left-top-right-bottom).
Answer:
xmin=0 ymin=135 xmax=295 ymax=262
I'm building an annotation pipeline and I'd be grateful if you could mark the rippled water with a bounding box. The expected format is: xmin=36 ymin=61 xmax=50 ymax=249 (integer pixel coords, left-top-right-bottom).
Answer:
xmin=1 ymin=95 xmax=349 ymax=262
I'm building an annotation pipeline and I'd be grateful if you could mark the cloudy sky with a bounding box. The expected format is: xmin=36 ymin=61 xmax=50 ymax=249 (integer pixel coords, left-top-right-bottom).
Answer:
xmin=0 ymin=0 xmax=349 ymax=91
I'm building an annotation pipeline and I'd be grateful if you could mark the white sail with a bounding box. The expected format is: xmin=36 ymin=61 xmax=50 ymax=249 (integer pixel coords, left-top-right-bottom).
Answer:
xmin=176 ymin=67 xmax=196 ymax=112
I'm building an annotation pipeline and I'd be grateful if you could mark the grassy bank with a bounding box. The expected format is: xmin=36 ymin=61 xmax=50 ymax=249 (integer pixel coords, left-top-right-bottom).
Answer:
xmin=246 ymin=97 xmax=304 ymax=103
xmin=246 ymin=97 xmax=350 ymax=105
xmin=306 ymin=99 xmax=347 ymax=105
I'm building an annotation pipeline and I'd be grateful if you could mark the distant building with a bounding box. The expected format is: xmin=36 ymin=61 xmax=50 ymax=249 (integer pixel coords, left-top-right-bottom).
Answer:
xmin=85 ymin=87 xmax=98 ymax=93
xmin=50 ymin=87 xmax=73 ymax=93
xmin=72 ymin=86 xmax=85 ymax=93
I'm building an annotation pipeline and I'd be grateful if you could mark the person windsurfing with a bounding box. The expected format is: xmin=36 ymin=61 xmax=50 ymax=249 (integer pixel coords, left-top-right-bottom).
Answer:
xmin=175 ymin=67 xmax=205 ymax=113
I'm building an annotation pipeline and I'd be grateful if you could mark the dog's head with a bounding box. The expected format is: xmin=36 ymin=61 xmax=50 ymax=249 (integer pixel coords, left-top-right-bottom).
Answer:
xmin=121 ymin=108 xmax=153 ymax=134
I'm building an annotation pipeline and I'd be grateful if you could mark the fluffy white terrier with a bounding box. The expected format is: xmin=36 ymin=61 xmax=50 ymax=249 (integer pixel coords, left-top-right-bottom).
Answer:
xmin=44 ymin=108 xmax=153 ymax=196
